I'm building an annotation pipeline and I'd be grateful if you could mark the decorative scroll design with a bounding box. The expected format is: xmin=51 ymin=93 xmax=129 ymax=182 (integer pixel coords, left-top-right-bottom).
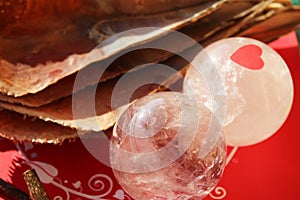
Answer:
xmin=15 ymin=143 xmax=132 ymax=200
xmin=209 ymin=186 xmax=227 ymax=199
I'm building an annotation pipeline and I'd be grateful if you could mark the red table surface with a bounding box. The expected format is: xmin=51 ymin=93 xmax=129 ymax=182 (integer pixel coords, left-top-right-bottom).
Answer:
xmin=0 ymin=32 xmax=299 ymax=200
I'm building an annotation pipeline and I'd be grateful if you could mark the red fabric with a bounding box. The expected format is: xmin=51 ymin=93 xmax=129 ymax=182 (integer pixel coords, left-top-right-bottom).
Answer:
xmin=0 ymin=32 xmax=299 ymax=200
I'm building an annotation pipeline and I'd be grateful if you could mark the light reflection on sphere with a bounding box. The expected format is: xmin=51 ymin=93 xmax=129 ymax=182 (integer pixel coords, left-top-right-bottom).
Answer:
xmin=110 ymin=92 xmax=226 ymax=200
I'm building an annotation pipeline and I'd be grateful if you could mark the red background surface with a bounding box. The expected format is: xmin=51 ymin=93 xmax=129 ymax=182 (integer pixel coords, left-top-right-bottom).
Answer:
xmin=0 ymin=32 xmax=299 ymax=200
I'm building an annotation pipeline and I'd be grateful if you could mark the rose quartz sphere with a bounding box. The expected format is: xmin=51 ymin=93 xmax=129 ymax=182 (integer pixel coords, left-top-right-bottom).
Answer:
xmin=184 ymin=37 xmax=294 ymax=146
xmin=110 ymin=92 xmax=226 ymax=200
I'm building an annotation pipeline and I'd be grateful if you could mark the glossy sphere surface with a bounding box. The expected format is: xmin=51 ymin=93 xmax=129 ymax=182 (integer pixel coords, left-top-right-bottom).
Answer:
xmin=110 ymin=92 xmax=226 ymax=200
xmin=184 ymin=37 xmax=294 ymax=146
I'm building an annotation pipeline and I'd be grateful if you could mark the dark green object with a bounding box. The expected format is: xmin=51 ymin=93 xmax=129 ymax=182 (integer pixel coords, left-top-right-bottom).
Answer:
xmin=297 ymin=31 xmax=300 ymax=46
xmin=291 ymin=0 xmax=300 ymax=45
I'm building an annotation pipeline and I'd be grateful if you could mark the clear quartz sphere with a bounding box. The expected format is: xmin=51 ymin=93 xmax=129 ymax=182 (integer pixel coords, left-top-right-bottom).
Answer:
xmin=184 ymin=37 xmax=294 ymax=146
xmin=110 ymin=92 xmax=226 ymax=200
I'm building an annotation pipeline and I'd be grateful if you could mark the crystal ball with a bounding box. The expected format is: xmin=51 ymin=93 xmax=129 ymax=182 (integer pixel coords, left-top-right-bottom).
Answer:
xmin=184 ymin=37 xmax=294 ymax=146
xmin=110 ymin=92 xmax=226 ymax=200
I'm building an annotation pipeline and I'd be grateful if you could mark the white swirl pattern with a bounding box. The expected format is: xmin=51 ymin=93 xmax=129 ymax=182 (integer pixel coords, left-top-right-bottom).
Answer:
xmin=209 ymin=186 xmax=227 ymax=199
xmin=14 ymin=142 xmax=240 ymax=199
xmin=15 ymin=143 xmax=132 ymax=200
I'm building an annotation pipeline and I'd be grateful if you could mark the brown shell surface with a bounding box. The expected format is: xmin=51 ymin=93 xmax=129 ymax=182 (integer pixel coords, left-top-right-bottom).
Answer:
xmin=0 ymin=0 xmax=259 ymax=107
xmin=0 ymin=0 xmax=299 ymax=143
xmin=0 ymin=109 xmax=83 ymax=144
xmin=0 ymin=0 xmax=217 ymax=97
xmin=0 ymin=1 xmax=260 ymax=140
xmin=0 ymin=51 xmax=191 ymax=132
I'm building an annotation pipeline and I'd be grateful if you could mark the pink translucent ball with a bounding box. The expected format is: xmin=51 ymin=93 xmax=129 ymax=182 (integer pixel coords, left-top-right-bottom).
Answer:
xmin=184 ymin=37 xmax=294 ymax=146
xmin=110 ymin=92 xmax=226 ymax=200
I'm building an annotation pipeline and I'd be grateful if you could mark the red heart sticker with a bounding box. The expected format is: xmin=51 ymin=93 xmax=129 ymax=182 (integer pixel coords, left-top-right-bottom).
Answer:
xmin=230 ymin=44 xmax=264 ymax=70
